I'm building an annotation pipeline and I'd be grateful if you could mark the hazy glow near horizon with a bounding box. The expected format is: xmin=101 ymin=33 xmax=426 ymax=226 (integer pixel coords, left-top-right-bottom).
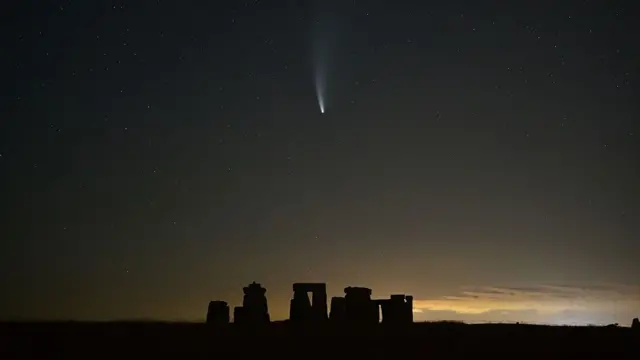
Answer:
xmin=409 ymin=284 xmax=640 ymax=326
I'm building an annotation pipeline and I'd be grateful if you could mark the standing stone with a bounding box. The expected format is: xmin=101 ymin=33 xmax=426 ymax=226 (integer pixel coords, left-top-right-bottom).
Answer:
xmin=206 ymin=301 xmax=229 ymax=325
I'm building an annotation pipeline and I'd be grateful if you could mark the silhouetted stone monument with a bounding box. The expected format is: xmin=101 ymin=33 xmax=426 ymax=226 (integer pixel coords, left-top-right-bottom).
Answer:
xmin=233 ymin=306 xmax=245 ymax=324
xmin=373 ymin=299 xmax=383 ymax=323
xmin=234 ymin=281 xmax=270 ymax=326
xmin=344 ymin=286 xmax=378 ymax=326
xmin=373 ymin=294 xmax=413 ymax=325
xmin=632 ymin=318 xmax=639 ymax=330
xmin=389 ymin=294 xmax=413 ymax=324
xmin=329 ymin=296 xmax=347 ymax=323
xmin=289 ymin=283 xmax=328 ymax=325
xmin=206 ymin=300 xmax=229 ymax=326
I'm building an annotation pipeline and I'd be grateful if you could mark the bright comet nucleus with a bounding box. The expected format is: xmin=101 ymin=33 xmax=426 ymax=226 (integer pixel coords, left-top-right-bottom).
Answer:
xmin=318 ymin=94 xmax=325 ymax=114
xmin=315 ymin=74 xmax=326 ymax=114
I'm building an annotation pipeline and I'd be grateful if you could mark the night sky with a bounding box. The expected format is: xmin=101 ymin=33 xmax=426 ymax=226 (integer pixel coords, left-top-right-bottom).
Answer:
xmin=1 ymin=1 xmax=638 ymax=325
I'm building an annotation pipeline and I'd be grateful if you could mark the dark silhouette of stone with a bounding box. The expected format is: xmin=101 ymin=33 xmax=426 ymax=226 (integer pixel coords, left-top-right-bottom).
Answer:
xmin=233 ymin=281 xmax=270 ymax=325
xmin=289 ymin=283 xmax=328 ymax=325
xmin=406 ymin=296 xmax=414 ymax=323
xmin=233 ymin=306 xmax=245 ymax=325
xmin=373 ymin=299 xmax=384 ymax=323
xmin=374 ymin=294 xmax=413 ymax=325
xmin=632 ymin=318 xmax=639 ymax=330
xmin=344 ymin=286 xmax=378 ymax=326
xmin=206 ymin=300 xmax=229 ymax=326
xmin=329 ymin=296 xmax=347 ymax=323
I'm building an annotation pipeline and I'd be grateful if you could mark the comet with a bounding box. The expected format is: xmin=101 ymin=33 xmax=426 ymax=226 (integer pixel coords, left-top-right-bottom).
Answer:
xmin=316 ymin=88 xmax=325 ymax=114
xmin=311 ymin=4 xmax=336 ymax=115
xmin=314 ymin=69 xmax=326 ymax=114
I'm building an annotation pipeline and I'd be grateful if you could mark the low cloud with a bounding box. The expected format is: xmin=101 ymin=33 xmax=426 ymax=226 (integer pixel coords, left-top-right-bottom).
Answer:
xmin=412 ymin=283 xmax=640 ymax=325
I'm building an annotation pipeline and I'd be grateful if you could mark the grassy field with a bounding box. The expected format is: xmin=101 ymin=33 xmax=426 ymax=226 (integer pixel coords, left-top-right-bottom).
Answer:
xmin=2 ymin=321 xmax=637 ymax=358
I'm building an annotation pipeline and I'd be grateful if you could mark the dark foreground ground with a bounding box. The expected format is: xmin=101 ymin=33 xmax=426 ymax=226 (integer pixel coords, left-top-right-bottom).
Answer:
xmin=1 ymin=321 xmax=637 ymax=359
